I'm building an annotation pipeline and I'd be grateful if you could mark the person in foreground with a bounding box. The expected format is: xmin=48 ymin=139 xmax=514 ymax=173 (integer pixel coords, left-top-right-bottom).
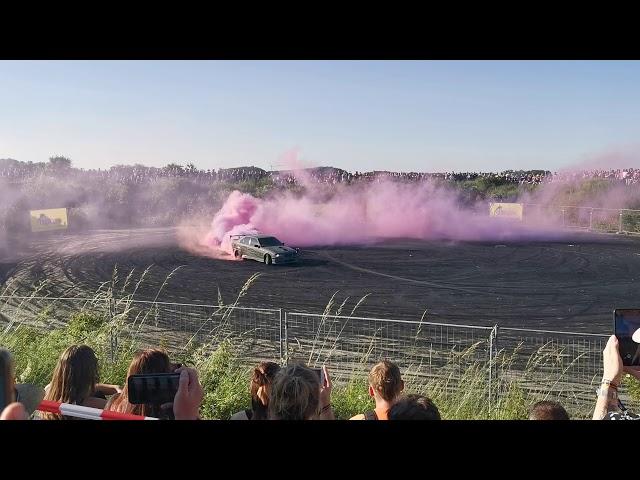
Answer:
xmin=387 ymin=394 xmax=441 ymax=420
xmin=593 ymin=335 xmax=640 ymax=420
xmin=40 ymin=345 xmax=114 ymax=420
xmin=1 ymin=366 xmax=203 ymax=420
xmin=268 ymin=364 xmax=334 ymax=420
xmin=529 ymin=401 xmax=569 ymax=420
xmin=231 ymin=361 xmax=280 ymax=420
xmin=350 ymin=360 xmax=404 ymax=420
xmin=105 ymin=348 xmax=175 ymax=419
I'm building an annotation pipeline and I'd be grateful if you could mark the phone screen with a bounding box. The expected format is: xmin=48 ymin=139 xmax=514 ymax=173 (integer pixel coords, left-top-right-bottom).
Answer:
xmin=127 ymin=373 xmax=180 ymax=405
xmin=614 ymin=309 xmax=640 ymax=366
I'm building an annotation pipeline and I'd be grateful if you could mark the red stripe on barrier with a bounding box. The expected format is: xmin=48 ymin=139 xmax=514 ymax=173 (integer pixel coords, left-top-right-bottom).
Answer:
xmin=100 ymin=410 xmax=147 ymax=421
xmin=38 ymin=400 xmax=63 ymax=414
xmin=37 ymin=400 xmax=151 ymax=420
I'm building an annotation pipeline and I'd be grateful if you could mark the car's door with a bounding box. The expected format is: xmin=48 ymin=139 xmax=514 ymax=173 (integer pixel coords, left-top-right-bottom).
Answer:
xmin=238 ymin=237 xmax=249 ymax=257
xmin=247 ymin=237 xmax=260 ymax=261
xmin=241 ymin=237 xmax=254 ymax=259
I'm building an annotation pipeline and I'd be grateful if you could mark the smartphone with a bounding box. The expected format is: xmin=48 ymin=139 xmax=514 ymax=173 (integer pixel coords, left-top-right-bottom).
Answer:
xmin=311 ymin=368 xmax=324 ymax=386
xmin=0 ymin=349 xmax=16 ymax=411
xmin=127 ymin=373 xmax=180 ymax=405
xmin=614 ymin=309 xmax=640 ymax=366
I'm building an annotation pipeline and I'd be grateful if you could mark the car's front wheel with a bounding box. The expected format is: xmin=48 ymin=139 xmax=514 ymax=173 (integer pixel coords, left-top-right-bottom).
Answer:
xmin=264 ymin=254 xmax=272 ymax=265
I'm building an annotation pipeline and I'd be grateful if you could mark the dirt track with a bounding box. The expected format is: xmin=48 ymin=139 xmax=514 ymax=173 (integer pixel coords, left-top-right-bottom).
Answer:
xmin=2 ymin=227 xmax=640 ymax=333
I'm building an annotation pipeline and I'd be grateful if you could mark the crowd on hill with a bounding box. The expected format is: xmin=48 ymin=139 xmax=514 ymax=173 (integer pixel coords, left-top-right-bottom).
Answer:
xmin=1 ymin=334 xmax=637 ymax=420
xmin=546 ymin=168 xmax=640 ymax=185
xmin=2 ymin=158 xmax=640 ymax=188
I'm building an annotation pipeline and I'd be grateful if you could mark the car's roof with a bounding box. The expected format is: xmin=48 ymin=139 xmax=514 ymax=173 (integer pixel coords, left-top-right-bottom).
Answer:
xmin=236 ymin=234 xmax=277 ymax=239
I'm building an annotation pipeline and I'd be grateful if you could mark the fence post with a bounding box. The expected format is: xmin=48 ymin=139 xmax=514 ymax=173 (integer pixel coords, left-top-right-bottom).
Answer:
xmin=589 ymin=208 xmax=593 ymax=231
xmin=283 ymin=310 xmax=289 ymax=366
xmin=108 ymin=296 xmax=116 ymax=363
xmin=279 ymin=309 xmax=284 ymax=365
xmin=619 ymin=210 xmax=624 ymax=233
xmin=488 ymin=325 xmax=499 ymax=414
xmin=561 ymin=208 xmax=566 ymax=228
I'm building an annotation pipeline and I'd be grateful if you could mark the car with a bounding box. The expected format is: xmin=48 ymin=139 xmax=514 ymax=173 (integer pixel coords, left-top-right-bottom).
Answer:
xmin=230 ymin=234 xmax=299 ymax=265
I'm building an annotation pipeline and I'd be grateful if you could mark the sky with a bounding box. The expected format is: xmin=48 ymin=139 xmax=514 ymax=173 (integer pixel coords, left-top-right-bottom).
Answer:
xmin=1 ymin=60 xmax=640 ymax=173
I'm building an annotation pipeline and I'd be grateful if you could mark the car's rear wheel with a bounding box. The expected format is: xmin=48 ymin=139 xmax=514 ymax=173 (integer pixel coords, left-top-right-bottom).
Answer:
xmin=234 ymin=250 xmax=243 ymax=260
xmin=264 ymin=254 xmax=272 ymax=265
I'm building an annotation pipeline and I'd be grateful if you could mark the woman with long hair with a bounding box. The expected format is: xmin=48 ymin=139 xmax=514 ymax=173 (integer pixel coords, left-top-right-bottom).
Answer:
xmin=41 ymin=345 xmax=108 ymax=420
xmin=105 ymin=348 xmax=174 ymax=419
xmin=230 ymin=361 xmax=280 ymax=420
xmin=268 ymin=364 xmax=334 ymax=420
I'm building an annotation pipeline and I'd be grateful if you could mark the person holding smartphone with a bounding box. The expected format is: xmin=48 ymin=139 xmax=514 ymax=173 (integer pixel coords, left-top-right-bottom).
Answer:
xmin=106 ymin=348 xmax=176 ymax=419
xmin=268 ymin=364 xmax=334 ymax=420
xmin=593 ymin=335 xmax=640 ymax=420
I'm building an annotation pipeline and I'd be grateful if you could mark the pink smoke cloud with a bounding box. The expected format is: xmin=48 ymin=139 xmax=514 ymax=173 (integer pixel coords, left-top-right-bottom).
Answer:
xmin=179 ymin=150 xmax=640 ymax=260
xmin=180 ymin=179 xmax=568 ymax=260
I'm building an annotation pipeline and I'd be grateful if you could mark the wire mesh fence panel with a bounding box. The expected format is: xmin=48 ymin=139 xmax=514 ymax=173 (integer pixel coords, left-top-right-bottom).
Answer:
xmin=112 ymin=301 xmax=282 ymax=366
xmin=590 ymin=208 xmax=623 ymax=233
xmin=561 ymin=206 xmax=591 ymax=230
xmin=493 ymin=328 xmax=619 ymax=417
xmin=285 ymin=312 xmax=493 ymax=392
xmin=0 ymin=295 xmax=111 ymax=331
xmin=522 ymin=204 xmax=564 ymax=227
xmin=621 ymin=209 xmax=640 ymax=234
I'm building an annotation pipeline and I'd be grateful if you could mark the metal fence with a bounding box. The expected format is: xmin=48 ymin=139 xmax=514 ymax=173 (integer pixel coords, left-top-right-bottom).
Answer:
xmin=0 ymin=295 xmax=626 ymax=416
xmin=111 ymin=299 xmax=282 ymax=363
xmin=284 ymin=312 xmax=493 ymax=383
xmin=491 ymin=327 xmax=609 ymax=414
xmin=522 ymin=204 xmax=640 ymax=234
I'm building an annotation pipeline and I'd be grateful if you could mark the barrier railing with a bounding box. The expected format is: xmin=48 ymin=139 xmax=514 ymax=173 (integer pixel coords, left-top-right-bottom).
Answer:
xmin=37 ymin=400 xmax=157 ymax=420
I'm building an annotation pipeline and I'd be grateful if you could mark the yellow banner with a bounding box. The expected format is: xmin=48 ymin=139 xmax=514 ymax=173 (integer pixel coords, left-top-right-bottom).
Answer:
xmin=30 ymin=208 xmax=68 ymax=232
xmin=489 ymin=202 xmax=523 ymax=220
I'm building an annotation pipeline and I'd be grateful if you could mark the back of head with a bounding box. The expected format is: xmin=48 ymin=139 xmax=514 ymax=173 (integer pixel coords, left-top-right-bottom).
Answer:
xmin=529 ymin=401 xmax=569 ymax=420
xmin=110 ymin=348 xmax=172 ymax=418
xmin=369 ymin=360 xmax=404 ymax=402
xmin=43 ymin=345 xmax=99 ymax=420
xmin=250 ymin=361 xmax=281 ymax=420
xmin=268 ymin=364 xmax=320 ymax=420
xmin=388 ymin=394 xmax=441 ymax=420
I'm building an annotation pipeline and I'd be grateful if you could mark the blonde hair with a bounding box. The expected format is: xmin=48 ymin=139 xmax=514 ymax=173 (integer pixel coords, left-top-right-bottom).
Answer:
xmin=268 ymin=364 xmax=320 ymax=420
xmin=368 ymin=360 xmax=403 ymax=402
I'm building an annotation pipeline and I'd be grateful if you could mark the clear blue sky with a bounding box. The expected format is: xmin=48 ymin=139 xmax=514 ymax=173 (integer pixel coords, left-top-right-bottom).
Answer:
xmin=1 ymin=60 xmax=640 ymax=172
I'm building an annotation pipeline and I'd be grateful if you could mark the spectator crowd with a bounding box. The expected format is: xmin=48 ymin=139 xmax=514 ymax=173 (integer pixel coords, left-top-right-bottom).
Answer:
xmin=2 ymin=157 xmax=640 ymax=188
xmin=2 ymin=333 xmax=638 ymax=421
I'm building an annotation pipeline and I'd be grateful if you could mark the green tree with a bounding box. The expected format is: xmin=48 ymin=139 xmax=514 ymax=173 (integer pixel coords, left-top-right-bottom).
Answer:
xmin=48 ymin=156 xmax=72 ymax=171
xmin=164 ymin=163 xmax=185 ymax=175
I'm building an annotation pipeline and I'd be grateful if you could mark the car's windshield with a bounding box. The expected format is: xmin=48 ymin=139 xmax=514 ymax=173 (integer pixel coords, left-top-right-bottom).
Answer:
xmin=259 ymin=237 xmax=283 ymax=247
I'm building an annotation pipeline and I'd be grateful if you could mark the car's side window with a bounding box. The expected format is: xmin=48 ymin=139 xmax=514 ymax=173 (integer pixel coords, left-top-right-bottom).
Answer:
xmin=241 ymin=237 xmax=250 ymax=245
xmin=249 ymin=238 xmax=257 ymax=246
